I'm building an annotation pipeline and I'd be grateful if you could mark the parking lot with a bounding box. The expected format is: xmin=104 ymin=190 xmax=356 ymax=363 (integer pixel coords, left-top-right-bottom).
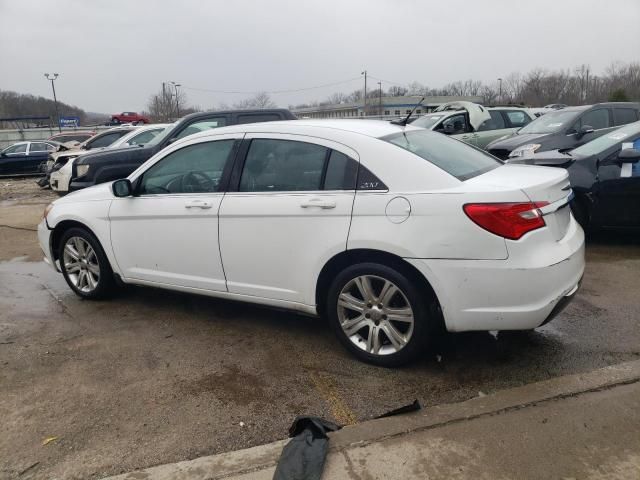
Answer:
xmin=0 ymin=178 xmax=638 ymax=479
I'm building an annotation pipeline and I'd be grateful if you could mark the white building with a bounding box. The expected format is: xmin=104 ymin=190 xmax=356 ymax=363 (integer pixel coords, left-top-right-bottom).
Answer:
xmin=292 ymin=95 xmax=484 ymax=120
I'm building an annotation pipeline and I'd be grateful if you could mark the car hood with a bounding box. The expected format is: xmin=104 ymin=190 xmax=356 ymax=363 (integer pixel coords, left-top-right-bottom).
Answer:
xmin=434 ymin=101 xmax=491 ymax=130
xmin=76 ymin=145 xmax=154 ymax=166
xmin=506 ymin=149 xmax=581 ymax=167
xmin=486 ymin=132 xmax=550 ymax=150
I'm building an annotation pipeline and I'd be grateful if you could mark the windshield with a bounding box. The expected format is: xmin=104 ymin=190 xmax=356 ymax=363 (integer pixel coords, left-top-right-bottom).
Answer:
xmin=383 ymin=129 xmax=501 ymax=181
xmin=145 ymin=123 xmax=177 ymax=146
xmin=518 ymin=110 xmax=579 ymax=135
xmin=411 ymin=114 xmax=448 ymax=130
xmin=571 ymin=121 xmax=640 ymax=157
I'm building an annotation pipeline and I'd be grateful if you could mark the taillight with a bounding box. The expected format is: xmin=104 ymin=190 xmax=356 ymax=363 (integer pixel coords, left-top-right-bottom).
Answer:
xmin=463 ymin=202 xmax=549 ymax=240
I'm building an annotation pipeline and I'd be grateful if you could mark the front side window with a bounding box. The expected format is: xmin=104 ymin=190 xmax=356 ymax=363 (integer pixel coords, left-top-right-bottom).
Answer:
xmin=504 ymin=110 xmax=530 ymax=128
xmin=477 ymin=111 xmax=506 ymax=131
xmin=383 ymin=130 xmax=500 ymax=181
xmin=139 ymin=140 xmax=235 ymax=195
xmin=175 ymin=118 xmax=227 ymax=140
xmin=88 ymin=132 xmax=126 ymax=149
xmin=29 ymin=142 xmax=48 ymax=152
xmin=438 ymin=113 xmax=468 ymax=135
xmin=578 ymin=109 xmax=610 ymax=130
xmin=3 ymin=144 xmax=27 ymax=154
xmin=239 ymin=139 xmax=327 ymax=192
xmin=128 ymin=129 xmax=162 ymax=146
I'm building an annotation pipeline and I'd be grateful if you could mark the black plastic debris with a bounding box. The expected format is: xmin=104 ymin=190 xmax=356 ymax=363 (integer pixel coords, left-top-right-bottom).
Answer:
xmin=374 ymin=399 xmax=422 ymax=419
xmin=272 ymin=416 xmax=341 ymax=480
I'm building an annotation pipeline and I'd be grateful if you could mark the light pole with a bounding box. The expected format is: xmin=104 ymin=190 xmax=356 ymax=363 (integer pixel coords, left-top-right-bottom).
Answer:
xmin=378 ymin=81 xmax=382 ymax=118
xmin=361 ymin=70 xmax=367 ymax=116
xmin=44 ymin=73 xmax=61 ymax=132
xmin=498 ymin=77 xmax=502 ymax=104
xmin=170 ymin=81 xmax=181 ymax=118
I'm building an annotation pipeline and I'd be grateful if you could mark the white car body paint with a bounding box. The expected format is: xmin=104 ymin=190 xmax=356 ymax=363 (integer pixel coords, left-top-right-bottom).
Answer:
xmin=39 ymin=120 xmax=585 ymax=330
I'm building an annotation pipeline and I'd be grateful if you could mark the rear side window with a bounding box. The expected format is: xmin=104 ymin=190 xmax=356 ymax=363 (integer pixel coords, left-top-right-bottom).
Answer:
xmin=383 ymin=130 xmax=501 ymax=181
xmin=614 ymin=108 xmax=638 ymax=126
xmin=324 ymin=150 xmax=357 ymax=190
xmin=29 ymin=142 xmax=48 ymax=152
xmin=579 ymin=109 xmax=610 ymax=130
xmin=504 ymin=110 xmax=530 ymax=128
xmin=477 ymin=111 xmax=505 ymax=131
xmin=239 ymin=139 xmax=327 ymax=192
xmin=236 ymin=113 xmax=281 ymax=124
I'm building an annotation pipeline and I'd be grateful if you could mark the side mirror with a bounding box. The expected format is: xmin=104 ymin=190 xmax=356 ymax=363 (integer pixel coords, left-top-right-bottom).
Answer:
xmin=443 ymin=123 xmax=455 ymax=134
xmin=618 ymin=148 xmax=640 ymax=163
xmin=167 ymin=137 xmax=178 ymax=145
xmin=112 ymin=179 xmax=133 ymax=197
xmin=576 ymin=125 xmax=594 ymax=138
xmin=0 ymin=152 xmax=6 ymax=158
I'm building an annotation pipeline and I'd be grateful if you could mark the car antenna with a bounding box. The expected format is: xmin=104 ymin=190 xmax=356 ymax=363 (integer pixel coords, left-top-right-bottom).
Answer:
xmin=391 ymin=97 xmax=425 ymax=126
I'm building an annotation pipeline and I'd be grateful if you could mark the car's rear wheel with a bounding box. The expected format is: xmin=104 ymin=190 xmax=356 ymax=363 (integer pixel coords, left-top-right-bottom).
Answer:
xmin=59 ymin=227 xmax=115 ymax=299
xmin=327 ymin=263 xmax=432 ymax=367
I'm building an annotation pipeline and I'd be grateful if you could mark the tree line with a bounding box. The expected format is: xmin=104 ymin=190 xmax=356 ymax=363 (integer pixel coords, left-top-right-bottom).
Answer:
xmin=292 ymin=61 xmax=640 ymax=109
xmin=0 ymin=89 xmax=89 ymax=129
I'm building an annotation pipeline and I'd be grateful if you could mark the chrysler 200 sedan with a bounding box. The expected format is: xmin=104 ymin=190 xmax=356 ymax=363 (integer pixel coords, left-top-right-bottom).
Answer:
xmin=38 ymin=120 xmax=585 ymax=366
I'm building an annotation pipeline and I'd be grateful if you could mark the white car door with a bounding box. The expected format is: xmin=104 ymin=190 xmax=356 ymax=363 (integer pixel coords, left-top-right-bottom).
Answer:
xmin=109 ymin=135 xmax=241 ymax=291
xmin=218 ymin=134 xmax=358 ymax=305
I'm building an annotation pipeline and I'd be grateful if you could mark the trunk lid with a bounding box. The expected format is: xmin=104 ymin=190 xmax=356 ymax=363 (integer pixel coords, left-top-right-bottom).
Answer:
xmin=465 ymin=164 xmax=572 ymax=241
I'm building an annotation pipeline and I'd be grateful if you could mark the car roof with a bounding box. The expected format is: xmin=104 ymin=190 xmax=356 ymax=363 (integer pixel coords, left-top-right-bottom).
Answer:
xmin=181 ymin=119 xmax=420 ymax=141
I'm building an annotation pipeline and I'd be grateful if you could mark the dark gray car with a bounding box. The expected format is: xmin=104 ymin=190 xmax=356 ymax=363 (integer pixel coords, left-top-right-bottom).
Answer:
xmin=486 ymin=102 xmax=640 ymax=160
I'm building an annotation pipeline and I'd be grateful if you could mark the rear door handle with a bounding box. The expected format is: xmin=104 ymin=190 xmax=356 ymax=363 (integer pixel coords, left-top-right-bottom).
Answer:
xmin=300 ymin=198 xmax=336 ymax=209
xmin=185 ymin=199 xmax=213 ymax=209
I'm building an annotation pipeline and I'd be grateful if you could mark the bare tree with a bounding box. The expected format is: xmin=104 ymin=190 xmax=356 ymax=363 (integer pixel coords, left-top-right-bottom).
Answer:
xmin=233 ymin=92 xmax=277 ymax=109
xmin=146 ymin=85 xmax=189 ymax=122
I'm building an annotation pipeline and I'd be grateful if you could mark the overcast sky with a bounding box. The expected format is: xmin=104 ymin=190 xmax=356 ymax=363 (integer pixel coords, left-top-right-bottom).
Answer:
xmin=1 ymin=0 xmax=639 ymax=113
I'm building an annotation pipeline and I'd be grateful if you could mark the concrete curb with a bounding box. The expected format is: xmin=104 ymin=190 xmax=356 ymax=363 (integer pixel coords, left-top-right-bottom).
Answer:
xmin=105 ymin=359 xmax=640 ymax=480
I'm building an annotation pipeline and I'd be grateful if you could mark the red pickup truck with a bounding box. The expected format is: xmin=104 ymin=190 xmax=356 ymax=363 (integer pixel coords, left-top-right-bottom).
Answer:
xmin=110 ymin=112 xmax=150 ymax=124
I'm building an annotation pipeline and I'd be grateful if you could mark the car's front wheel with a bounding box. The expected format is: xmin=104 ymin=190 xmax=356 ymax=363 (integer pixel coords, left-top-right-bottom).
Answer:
xmin=58 ymin=227 xmax=115 ymax=299
xmin=327 ymin=263 xmax=432 ymax=367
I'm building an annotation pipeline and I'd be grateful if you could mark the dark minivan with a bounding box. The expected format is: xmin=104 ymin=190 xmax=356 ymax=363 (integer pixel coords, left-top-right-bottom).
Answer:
xmin=486 ymin=102 xmax=640 ymax=160
xmin=70 ymin=109 xmax=297 ymax=192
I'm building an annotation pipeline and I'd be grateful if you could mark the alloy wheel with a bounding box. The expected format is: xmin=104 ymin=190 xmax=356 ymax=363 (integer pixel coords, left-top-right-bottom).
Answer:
xmin=337 ymin=275 xmax=414 ymax=356
xmin=62 ymin=236 xmax=100 ymax=293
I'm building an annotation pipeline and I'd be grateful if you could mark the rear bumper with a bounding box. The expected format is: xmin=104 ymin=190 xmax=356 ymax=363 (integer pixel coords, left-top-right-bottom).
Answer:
xmin=406 ymin=218 xmax=585 ymax=332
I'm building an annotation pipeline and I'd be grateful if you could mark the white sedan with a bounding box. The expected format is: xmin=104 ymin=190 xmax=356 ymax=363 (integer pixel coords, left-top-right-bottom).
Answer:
xmin=38 ymin=120 xmax=584 ymax=366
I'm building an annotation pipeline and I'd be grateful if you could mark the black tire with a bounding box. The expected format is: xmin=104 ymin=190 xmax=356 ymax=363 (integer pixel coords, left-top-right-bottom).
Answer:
xmin=326 ymin=262 xmax=433 ymax=367
xmin=58 ymin=227 xmax=116 ymax=299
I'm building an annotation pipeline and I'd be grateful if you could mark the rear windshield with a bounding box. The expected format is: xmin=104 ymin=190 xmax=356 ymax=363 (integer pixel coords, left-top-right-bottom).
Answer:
xmin=383 ymin=130 xmax=501 ymax=181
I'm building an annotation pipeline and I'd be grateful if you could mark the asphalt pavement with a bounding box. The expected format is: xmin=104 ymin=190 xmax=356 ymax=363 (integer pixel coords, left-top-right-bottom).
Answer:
xmin=1 ymin=189 xmax=639 ymax=479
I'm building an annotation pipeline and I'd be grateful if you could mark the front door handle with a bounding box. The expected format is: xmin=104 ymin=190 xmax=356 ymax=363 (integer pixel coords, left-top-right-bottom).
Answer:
xmin=185 ymin=200 xmax=213 ymax=209
xmin=300 ymin=198 xmax=336 ymax=209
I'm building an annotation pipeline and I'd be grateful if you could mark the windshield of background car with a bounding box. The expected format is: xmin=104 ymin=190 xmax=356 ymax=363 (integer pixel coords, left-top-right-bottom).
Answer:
xmin=145 ymin=123 xmax=178 ymax=146
xmin=383 ymin=129 xmax=501 ymax=181
xmin=571 ymin=121 xmax=640 ymax=157
xmin=518 ymin=110 xmax=579 ymax=134
xmin=411 ymin=114 xmax=447 ymax=130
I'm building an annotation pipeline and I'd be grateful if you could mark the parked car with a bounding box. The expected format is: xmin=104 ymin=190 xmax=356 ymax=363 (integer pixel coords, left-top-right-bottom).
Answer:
xmin=411 ymin=102 xmax=534 ymax=149
xmin=486 ymin=102 xmax=640 ymax=160
xmin=507 ymin=121 xmax=640 ymax=230
xmin=543 ymin=104 xmax=568 ymax=110
xmin=47 ymin=125 xmax=168 ymax=194
xmin=111 ymin=112 xmax=150 ymax=124
xmin=48 ymin=131 xmax=96 ymax=144
xmin=39 ymin=120 xmax=584 ymax=366
xmin=44 ymin=127 xmax=138 ymax=191
xmin=68 ymin=109 xmax=297 ymax=192
xmin=0 ymin=140 xmax=61 ymax=176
